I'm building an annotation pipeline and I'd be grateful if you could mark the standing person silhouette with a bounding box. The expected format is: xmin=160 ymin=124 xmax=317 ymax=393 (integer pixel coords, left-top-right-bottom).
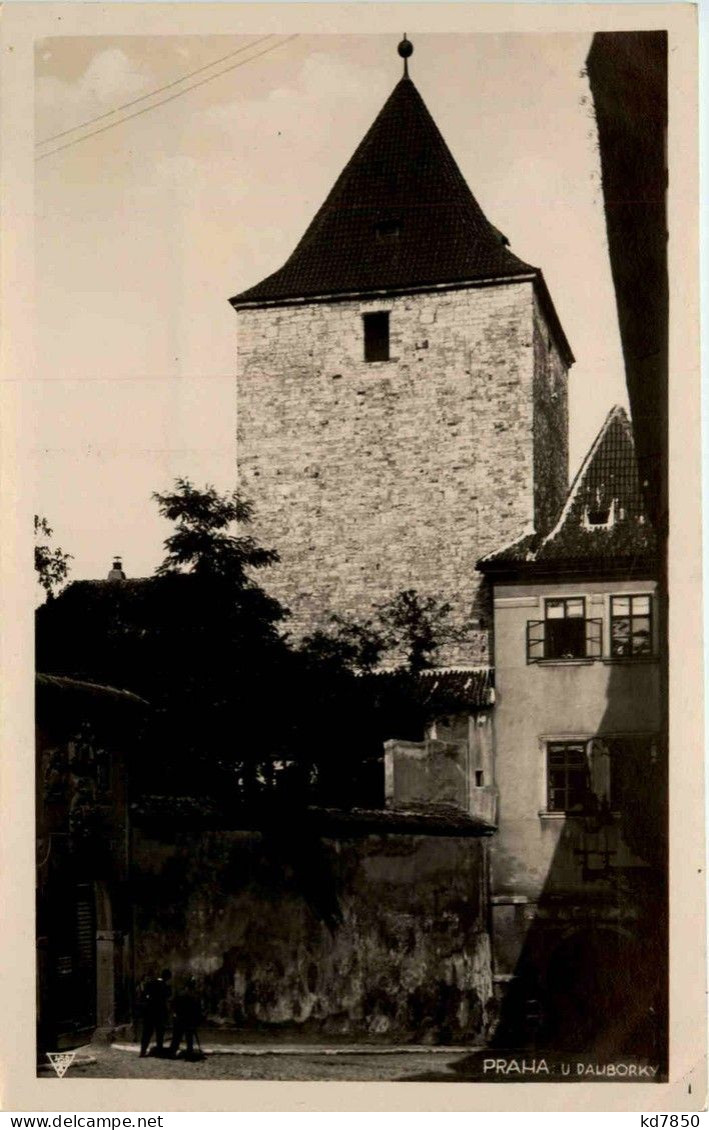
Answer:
xmin=168 ymin=976 xmax=202 ymax=1060
xmin=139 ymin=968 xmax=172 ymax=1057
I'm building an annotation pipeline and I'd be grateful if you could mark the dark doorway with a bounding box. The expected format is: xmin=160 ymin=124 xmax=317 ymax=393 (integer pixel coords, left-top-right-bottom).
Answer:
xmin=46 ymin=881 xmax=97 ymax=1048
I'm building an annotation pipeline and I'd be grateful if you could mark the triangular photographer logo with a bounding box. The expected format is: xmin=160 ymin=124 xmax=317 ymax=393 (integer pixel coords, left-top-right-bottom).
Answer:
xmin=47 ymin=1051 xmax=76 ymax=1078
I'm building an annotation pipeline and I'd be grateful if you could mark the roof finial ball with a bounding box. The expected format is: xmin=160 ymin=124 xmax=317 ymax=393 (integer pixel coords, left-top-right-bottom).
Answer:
xmin=398 ymin=34 xmax=413 ymax=78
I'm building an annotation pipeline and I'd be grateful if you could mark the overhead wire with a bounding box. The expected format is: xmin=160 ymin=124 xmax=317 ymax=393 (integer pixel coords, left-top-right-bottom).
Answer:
xmin=37 ymin=35 xmax=276 ymax=146
xmin=36 ymin=34 xmax=299 ymax=161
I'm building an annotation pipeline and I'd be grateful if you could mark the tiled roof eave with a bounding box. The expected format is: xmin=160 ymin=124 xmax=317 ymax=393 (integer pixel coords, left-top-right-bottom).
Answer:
xmin=356 ymin=664 xmax=494 ymax=708
xmin=131 ymin=799 xmax=496 ymax=837
xmin=306 ymin=805 xmax=496 ymax=838
xmin=477 ymin=553 xmax=659 ymax=580
xmin=36 ymin=672 xmax=149 ymax=707
xmin=230 ymin=271 xmax=538 ymax=312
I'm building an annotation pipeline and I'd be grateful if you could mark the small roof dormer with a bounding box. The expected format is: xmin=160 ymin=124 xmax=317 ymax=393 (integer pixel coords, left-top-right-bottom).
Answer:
xmin=478 ymin=406 xmax=657 ymax=577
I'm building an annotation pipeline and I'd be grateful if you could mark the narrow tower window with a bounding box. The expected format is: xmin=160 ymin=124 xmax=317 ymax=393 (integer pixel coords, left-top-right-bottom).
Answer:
xmin=363 ymin=311 xmax=390 ymax=362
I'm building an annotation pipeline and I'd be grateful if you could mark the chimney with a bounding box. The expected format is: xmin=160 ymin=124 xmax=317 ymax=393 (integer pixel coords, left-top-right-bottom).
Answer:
xmin=107 ymin=556 xmax=126 ymax=582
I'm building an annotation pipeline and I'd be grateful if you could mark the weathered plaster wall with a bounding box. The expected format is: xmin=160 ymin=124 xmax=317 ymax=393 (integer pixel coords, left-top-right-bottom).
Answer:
xmin=132 ymin=826 xmax=493 ymax=1043
xmin=384 ymin=739 xmax=472 ymax=812
xmin=236 ymin=281 xmax=567 ymax=664
xmin=384 ymin=714 xmax=497 ymax=824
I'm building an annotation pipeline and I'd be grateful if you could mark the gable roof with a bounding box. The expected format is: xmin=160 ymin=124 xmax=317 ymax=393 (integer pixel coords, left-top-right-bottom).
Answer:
xmin=478 ymin=405 xmax=657 ymax=574
xmin=230 ymin=76 xmax=538 ymax=309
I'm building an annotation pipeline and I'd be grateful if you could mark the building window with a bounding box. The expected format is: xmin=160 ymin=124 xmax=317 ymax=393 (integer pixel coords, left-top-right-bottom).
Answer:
xmin=545 ymin=734 xmax=658 ymax=816
xmin=610 ymin=594 xmax=653 ymax=657
xmin=527 ymin=599 xmax=602 ymax=662
xmin=544 ymin=597 xmax=586 ymax=659
xmin=547 ymin=741 xmax=590 ymax=813
xmin=363 ymin=311 xmax=390 ymax=362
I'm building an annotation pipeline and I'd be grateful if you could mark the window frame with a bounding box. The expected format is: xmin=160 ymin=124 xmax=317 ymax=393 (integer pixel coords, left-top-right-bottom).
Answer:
xmin=526 ymin=590 xmax=656 ymax=664
xmin=543 ymin=596 xmax=588 ymax=660
xmin=544 ymin=596 xmax=587 ymax=619
xmin=540 ymin=732 xmax=659 ymax=818
xmin=609 ymin=593 xmax=654 ymax=658
xmin=545 ymin=740 xmax=590 ymax=814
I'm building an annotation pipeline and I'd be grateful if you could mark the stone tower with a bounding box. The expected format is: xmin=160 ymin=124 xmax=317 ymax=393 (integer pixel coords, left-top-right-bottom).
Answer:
xmin=231 ymin=48 xmax=573 ymax=665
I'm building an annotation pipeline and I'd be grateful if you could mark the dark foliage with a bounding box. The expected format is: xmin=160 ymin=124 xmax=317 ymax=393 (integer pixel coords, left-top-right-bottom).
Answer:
xmin=153 ymin=479 xmax=279 ymax=581
xmin=38 ymin=481 xmax=292 ymax=803
xmin=301 ymin=613 xmax=386 ymax=674
xmin=36 ymin=482 xmax=476 ymax=811
xmin=375 ymin=588 xmax=465 ymax=672
xmin=36 ymin=573 xmax=288 ymax=799
xmin=35 ymin=515 xmax=72 ymax=599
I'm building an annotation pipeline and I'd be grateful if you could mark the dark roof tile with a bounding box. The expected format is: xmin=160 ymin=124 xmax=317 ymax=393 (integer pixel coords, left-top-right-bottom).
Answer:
xmin=479 ymin=406 xmax=657 ymax=570
xmin=368 ymin=665 xmax=494 ymax=710
xmin=230 ymin=77 xmax=536 ymax=307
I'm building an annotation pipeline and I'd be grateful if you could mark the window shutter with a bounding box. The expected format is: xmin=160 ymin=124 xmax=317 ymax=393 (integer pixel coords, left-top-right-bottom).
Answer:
xmin=527 ymin=620 xmax=545 ymax=662
xmin=586 ymin=617 xmax=603 ymax=658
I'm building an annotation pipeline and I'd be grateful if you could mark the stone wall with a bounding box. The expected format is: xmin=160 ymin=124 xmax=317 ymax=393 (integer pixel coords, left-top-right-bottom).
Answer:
xmin=236 ymin=280 xmax=568 ymax=665
xmin=532 ymin=292 xmax=570 ymax=535
xmin=132 ymin=824 xmax=493 ymax=1043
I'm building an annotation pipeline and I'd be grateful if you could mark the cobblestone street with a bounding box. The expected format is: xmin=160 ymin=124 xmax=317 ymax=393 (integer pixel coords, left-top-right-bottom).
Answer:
xmin=48 ymin=1043 xmax=466 ymax=1082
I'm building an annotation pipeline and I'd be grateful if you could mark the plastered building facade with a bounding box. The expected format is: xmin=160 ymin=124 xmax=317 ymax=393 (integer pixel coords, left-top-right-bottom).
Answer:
xmin=478 ymin=406 xmax=663 ymax=1054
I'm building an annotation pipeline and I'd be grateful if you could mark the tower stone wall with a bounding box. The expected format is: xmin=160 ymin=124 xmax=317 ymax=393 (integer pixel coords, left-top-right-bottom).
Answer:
xmin=236 ymin=279 xmax=568 ymax=665
xmin=532 ymin=290 xmax=570 ymax=536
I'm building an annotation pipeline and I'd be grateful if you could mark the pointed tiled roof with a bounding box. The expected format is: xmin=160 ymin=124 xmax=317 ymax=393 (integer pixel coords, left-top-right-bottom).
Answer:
xmin=230 ymin=76 xmax=537 ymax=308
xmin=478 ymin=406 xmax=657 ymax=572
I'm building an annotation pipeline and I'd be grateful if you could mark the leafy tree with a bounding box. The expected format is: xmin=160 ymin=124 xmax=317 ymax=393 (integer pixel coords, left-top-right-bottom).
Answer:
xmin=301 ymin=613 xmax=386 ymax=674
xmin=37 ymin=485 xmax=290 ymax=803
xmin=375 ymin=588 xmax=463 ymax=672
xmin=34 ymin=515 xmax=72 ymax=599
xmin=291 ymin=590 xmax=471 ymax=806
xmin=301 ymin=590 xmax=464 ymax=676
xmin=153 ymin=478 xmax=278 ymax=583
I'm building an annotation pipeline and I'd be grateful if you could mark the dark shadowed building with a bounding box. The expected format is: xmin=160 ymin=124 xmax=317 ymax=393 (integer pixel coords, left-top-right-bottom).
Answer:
xmin=36 ymin=673 xmax=147 ymax=1053
xmin=586 ymin=30 xmax=669 ymax=1067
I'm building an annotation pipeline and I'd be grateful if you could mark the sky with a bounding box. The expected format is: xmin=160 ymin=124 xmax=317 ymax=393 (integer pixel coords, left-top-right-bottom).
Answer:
xmin=34 ymin=31 xmax=628 ymax=583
